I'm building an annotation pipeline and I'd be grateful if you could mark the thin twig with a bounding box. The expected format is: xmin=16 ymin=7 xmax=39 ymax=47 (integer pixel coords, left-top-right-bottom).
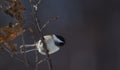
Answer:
xmin=29 ymin=0 xmax=53 ymax=70
xmin=3 ymin=42 xmax=14 ymax=57
xmin=40 ymin=16 xmax=59 ymax=31
xmin=37 ymin=58 xmax=47 ymax=64
xmin=21 ymin=36 xmax=29 ymax=67
xmin=20 ymin=17 xmax=30 ymax=70
xmin=29 ymin=27 xmax=39 ymax=70
xmin=14 ymin=55 xmax=25 ymax=64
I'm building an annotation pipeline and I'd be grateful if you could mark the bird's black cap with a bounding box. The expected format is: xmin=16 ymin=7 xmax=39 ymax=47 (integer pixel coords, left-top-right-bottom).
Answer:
xmin=53 ymin=34 xmax=65 ymax=46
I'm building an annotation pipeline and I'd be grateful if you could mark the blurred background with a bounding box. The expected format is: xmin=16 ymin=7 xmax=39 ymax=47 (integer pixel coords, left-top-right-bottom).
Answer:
xmin=0 ymin=0 xmax=120 ymax=70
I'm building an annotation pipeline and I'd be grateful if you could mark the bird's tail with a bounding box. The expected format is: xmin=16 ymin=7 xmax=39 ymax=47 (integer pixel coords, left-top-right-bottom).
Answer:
xmin=20 ymin=44 xmax=37 ymax=53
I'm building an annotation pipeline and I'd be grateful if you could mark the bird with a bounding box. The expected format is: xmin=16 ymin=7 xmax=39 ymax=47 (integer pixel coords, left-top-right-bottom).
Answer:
xmin=20 ymin=34 xmax=65 ymax=55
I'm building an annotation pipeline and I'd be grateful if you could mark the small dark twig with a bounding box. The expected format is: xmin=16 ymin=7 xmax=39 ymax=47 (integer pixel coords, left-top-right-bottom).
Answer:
xmin=40 ymin=16 xmax=59 ymax=31
xmin=29 ymin=27 xmax=39 ymax=70
xmin=21 ymin=32 xmax=30 ymax=70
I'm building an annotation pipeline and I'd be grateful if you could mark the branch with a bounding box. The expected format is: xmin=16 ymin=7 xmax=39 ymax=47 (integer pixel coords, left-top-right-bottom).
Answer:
xmin=40 ymin=16 xmax=59 ymax=31
xmin=29 ymin=0 xmax=53 ymax=70
xmin=29 ymin=27 xmax=39 ymax=70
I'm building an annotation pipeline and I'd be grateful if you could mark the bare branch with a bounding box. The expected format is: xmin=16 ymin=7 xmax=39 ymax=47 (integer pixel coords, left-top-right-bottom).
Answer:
xmin=29 ymin=0 xmax=53 ymax=70
xmin=40 ymin=16 xmax=59 ymax=31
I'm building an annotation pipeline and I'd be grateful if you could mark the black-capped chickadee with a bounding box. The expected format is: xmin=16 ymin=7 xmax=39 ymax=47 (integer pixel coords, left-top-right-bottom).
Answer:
xmin=20 ymin=34 xmax=65 ymax=55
